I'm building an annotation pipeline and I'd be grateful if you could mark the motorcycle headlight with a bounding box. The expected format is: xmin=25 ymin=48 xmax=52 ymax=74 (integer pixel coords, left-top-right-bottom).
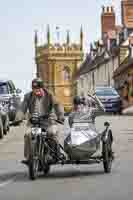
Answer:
xmin=0 ymin=103 xmax=3 ymax=110
xmin=31 ymin=128 xmax=41 ymax=135
xmin=9 ymin=99 xmax=14 ymax=105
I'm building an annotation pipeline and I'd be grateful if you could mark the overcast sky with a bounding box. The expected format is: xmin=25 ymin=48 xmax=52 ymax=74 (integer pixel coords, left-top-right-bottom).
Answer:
xmin=0 ymin=0 xmax=120 ymax=92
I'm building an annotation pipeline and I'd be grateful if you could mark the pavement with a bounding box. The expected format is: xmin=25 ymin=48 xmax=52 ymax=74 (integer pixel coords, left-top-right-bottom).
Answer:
xmin=0 ymin=115 xmax=133 ymax=200
xmin=122 ymin=105 xmax=133 ymax=115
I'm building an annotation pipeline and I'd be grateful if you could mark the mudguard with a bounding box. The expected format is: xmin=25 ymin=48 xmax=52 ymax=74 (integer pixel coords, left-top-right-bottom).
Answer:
xmin=101 ymin=127 xmax=113 ymax=144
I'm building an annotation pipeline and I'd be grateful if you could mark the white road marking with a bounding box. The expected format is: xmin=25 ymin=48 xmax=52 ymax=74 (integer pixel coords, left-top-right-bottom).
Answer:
xmin=0 ymin=179 xmax=14 ymax=188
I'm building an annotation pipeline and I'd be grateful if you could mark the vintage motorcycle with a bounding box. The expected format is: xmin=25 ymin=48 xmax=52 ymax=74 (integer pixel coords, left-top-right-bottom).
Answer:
xmin=27 ymin=107 xmax=114 ymax=180
xmin=28 ymin=113 xmax=64 ymax=179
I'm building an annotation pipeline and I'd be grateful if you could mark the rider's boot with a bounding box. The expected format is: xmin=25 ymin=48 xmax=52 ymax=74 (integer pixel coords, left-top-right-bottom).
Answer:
xmin=21 ymin=159 xmax=29 ymax=165
xmin=56 ymin=144 xmax=66 ymax=160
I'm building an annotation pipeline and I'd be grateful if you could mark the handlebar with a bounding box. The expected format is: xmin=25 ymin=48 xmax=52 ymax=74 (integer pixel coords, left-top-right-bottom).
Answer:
xmin=30 ymin=113 xmax=64 ymax=125
xmin=55 ymin=119 xmax=64 ymax=125
xmin=31 ymin=113 xmax=49 ymax=119
xmin=30 ymin=113 xmax=49 ymax=124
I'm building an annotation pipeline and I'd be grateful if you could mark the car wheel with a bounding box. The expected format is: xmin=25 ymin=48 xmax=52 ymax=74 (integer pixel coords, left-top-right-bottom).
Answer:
xmin=3 ymin=115 xmax=10 ymax=135
xmin=0 ymin=116 xmax=4 ymax=139
xmin=113 ymin=112 xmax=117 ymax=115
xmin=118 ymin=109 xmax=122 ymax=115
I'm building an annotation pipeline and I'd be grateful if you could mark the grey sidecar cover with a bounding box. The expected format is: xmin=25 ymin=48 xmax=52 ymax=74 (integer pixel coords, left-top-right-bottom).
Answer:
xmin=64 ymin=112 xmax=100 ymax=160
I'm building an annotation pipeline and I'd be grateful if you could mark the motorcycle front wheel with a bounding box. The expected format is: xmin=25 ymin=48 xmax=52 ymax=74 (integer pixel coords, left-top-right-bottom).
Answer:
xmin=28 ymin=142 xmax=39 ymax=180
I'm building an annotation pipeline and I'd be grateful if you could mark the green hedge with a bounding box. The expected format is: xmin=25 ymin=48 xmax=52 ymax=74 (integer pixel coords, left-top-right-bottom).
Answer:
xmin=64 ymin=106 xmax=72 ymax=113
xmin=129 ymin=87 xmax=133 ymax=97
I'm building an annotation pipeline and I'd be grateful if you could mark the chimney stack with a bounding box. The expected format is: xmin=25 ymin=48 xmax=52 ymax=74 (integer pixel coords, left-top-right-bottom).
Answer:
xmin=101 ymin=5 xmax=116 ymax=41
xmin=107 ymin=6 xmax=109 ymax=12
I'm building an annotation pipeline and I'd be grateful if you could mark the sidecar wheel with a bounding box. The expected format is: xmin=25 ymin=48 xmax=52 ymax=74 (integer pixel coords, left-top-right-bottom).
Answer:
xmin=102 ymin=139 xmax=113 ymax=173
xmin=43 ymin=164 xmax=50 ymax=175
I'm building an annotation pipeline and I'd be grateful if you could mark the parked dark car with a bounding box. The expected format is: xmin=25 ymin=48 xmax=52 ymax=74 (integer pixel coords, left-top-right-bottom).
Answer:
xmin=95 ymin=86 xmax=122 ymax=114
xmin=0 ymin=79 xmax=23 ymax=123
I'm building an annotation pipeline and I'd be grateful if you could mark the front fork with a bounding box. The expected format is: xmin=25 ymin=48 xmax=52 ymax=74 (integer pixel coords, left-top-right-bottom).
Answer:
xmin=101 ymin=124 xmax=113 ymax=143
xmin=101 ymin=125 xmax=113 ymax=157
xmin=36 ymin=135 xmax=49 ymax=168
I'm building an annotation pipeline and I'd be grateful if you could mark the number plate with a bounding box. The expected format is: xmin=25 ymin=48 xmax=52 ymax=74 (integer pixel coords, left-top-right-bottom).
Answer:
xmin=32 ymin=128 xmax=41 ymax=135
xmin=106 ymin=104 xmax=112 ymax=107
xmin=72 ymin=122 xmax=89 ymax=131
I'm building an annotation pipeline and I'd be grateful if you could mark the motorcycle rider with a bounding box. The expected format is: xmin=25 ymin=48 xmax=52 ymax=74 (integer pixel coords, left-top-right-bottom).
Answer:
xmin=16 ymin=78 xmax=64 ymax=165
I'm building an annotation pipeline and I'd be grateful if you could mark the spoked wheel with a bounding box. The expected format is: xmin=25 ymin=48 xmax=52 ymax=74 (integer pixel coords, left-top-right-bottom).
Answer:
xmin=29 ymin=157 xmax=39 ymax=180
xmin=42 ymin=148 xmax=50 ymax=176
xmin=43 ymin=164 xmax=50 ymax=175
xmin=29 ymin=142 xmax=39 ymax=180
xmin=102 ymin=132 xmax=113 ymax=173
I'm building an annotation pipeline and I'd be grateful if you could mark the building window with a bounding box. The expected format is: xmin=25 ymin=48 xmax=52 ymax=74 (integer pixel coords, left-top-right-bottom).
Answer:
xmin=63 ymin=66 xmax=71 ymax=81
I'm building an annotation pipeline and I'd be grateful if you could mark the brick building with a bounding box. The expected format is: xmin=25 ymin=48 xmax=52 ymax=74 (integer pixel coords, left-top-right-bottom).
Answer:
xmin=113 ymin=0 xmax=133 ymax=107
xmin=101 ymin=6 xmax=116 ymax=41
xmin=122 ymin=0 xmax=133 ymax=35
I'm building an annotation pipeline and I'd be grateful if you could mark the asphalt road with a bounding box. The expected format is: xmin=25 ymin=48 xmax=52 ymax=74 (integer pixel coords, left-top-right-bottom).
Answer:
xmin=0 ymin=115 xmax=133 ymax=200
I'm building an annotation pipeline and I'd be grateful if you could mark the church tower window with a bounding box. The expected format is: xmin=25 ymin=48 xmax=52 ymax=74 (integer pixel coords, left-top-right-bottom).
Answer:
xmin=63 ymin=66 xmax=71 ymax=80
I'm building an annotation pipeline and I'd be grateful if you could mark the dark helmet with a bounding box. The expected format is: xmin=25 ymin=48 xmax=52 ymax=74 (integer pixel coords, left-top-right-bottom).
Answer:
xmin=32 ymin=78 xmax=44 ymax=89
xmin=73 ymin=96 xmax=81 ymax=105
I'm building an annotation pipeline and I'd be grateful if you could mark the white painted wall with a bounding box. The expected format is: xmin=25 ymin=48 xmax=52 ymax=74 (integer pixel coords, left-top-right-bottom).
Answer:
xmin=77 ymin=56 xmax=119 ymax=96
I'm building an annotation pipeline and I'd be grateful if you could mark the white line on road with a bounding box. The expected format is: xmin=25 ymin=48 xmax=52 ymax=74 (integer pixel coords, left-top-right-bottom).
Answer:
xmin=0 ymin=179 xmax=14 ymax=188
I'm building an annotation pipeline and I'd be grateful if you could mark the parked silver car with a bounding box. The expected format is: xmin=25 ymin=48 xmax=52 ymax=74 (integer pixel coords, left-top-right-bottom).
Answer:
xmin=0 ymin=79 xmax=23 ymax=124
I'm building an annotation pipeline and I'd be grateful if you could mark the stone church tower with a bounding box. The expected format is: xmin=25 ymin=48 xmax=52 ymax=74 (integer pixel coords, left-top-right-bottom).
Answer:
xmin=34 ymin=26 xmax=84 ymax=111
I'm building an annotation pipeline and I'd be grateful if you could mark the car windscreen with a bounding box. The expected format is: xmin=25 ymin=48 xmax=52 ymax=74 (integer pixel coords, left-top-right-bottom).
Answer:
xmin=0 ymin=83 xmax=8 ymax=94
xmin=96 ymin=89 xmax=118 ymax=96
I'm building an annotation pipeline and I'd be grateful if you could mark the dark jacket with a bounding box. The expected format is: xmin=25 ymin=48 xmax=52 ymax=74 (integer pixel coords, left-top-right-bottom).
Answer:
xmin=21 ymin=89 xmax=64 ymax=121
